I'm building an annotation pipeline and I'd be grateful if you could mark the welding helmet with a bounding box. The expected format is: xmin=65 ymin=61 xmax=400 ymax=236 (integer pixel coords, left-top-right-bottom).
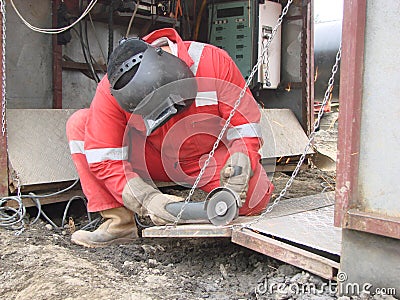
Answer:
xmin=108 ymin=37 xmax=197 ymax=135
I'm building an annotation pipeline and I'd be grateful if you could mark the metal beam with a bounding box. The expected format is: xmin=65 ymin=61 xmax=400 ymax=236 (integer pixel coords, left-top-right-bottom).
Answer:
xmin=334 ymin=0 xmax=366 ymax=227
xmin=52 ymin=0 xmax=63 ymax=108
xmin=232 ymin=229 xmax=339 ymax=280
xmin=304 ymin=0 xmax=314 ymax=135
xmin=344 ymin=209 xmax=400 ymax=240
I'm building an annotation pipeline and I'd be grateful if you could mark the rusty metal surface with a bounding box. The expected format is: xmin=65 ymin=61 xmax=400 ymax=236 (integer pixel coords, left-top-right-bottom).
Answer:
xmin=232 ymin=229 xmax=339 ymax=280
xmin=334 ymin=0 xmax=366 ymax=227
xmin=249 ymin=195 xmax=341 ymax=255
xmin=259 ymin=109 xmax=313 ymax=159
xmin=7 ymin=109 xmax=78 ymax=187
xmin=345 ymin=209 xmax=400 ymax=240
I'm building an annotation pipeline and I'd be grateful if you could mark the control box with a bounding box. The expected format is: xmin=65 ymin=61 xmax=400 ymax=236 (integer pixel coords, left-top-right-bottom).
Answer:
xmin=208 ymin=1 xmax=282 ymax=89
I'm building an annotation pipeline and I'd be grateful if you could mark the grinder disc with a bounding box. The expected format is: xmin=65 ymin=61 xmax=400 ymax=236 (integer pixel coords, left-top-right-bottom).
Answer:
xmin=206 ymin=189 xmax=239 ymax=226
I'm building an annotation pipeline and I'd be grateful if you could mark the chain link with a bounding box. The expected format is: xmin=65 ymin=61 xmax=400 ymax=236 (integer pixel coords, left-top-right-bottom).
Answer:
xmin=240 ymin=44 xmax=342 ymax=230
xmin=172 ymin=0 xmax=293 ymax=225
xmin=1 ymin=0 xmax=6 ymax=136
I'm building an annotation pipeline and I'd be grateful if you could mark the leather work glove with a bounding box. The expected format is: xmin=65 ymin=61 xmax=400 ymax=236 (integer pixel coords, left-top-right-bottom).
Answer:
xmin=220 ymin=152 xmax=253 ymax=207
xmin=122 ymin=177 xmax=197 ymax=225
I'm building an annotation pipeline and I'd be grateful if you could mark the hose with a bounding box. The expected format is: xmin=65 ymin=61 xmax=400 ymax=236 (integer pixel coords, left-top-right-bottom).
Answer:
xmin=193 ymin=0 xmax=207 ymax=40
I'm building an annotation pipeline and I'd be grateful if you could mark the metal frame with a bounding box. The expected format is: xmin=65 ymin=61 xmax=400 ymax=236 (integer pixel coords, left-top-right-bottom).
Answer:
xmin=334 ymin=0 xmax=365 ymax=228
xmin=302 ymin=0 xmax=314 ymax=135
xmin=52 ymin=0 xmax=63 ymax=109
xmin=232 ymin=229 xmax=339 ymax=280
xmin=334 ymin=0 xmax=400 ymax=240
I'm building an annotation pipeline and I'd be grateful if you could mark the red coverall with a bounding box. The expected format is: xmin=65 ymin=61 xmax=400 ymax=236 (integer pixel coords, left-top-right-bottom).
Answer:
xmin=66 ymin=28 xmax=273 ymax=216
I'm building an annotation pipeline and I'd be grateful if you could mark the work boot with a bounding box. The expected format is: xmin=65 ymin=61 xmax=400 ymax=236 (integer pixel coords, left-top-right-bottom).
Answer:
xmin=71 ymin=206 xmax=138 ymax=248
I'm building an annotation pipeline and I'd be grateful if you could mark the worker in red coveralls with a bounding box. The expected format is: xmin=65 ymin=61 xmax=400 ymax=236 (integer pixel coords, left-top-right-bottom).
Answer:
xmin=66 ymin=28 xmax=274 ymax=248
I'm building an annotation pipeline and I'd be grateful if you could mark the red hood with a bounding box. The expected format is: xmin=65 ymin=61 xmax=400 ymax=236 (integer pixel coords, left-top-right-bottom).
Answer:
xmin=142 ymin=28 xmax=194 ymax=68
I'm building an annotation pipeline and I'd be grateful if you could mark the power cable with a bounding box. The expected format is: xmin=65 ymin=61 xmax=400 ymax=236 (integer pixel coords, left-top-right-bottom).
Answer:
xmin=79 ymin=0 xmax=99 ymax=83
xmin=10 ymin=0 xmax=98 ymax=34
xmin=0 ymin=179 xmax=99 ymax=233
xmin=134 ymin=213 xmax=153 ymax=229
xmin=88 ymin=12 xmax=107 ymax=67
xmin=70 ymin=27 xmax=106 ymax=74
xmin=108 ymin=3 xmax=114 ymax=61
xmin=125 ymin=0 xmax=140 ymax=38
xmin=84 ymin=13 xmax=100 ymax=82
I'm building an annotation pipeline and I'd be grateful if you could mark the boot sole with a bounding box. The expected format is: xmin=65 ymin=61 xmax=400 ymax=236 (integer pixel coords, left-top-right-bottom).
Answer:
xmin=71 ymin=236 xmax=137 ymax=248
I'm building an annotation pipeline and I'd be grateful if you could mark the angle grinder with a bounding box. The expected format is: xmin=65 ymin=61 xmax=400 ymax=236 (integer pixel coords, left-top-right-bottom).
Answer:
xmin=165 ymin=187 xmax=240 ymax=226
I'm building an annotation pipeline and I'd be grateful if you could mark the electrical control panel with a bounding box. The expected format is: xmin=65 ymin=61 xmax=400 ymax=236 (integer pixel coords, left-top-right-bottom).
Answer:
xmin=209 ymin=1 xmax=256 ymax=82
xmin=208 ymin=1 xmax=282 ymax=89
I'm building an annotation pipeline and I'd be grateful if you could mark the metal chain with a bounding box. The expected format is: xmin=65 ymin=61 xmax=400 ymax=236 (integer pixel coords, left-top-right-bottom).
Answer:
xmin=1 ymin=0 xmax=6 ymax=136
xmin=264 ymin=44 xmax=271 ymax=86
xmin=240 ymin=44 xmax=342 ymax=230
xmin=173 ymin=0 xmax=293 ymax=225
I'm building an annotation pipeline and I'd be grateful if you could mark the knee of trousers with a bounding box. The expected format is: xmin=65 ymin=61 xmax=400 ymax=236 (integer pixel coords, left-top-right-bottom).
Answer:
xmin=66 ymin=109 xmax=89 ymax=140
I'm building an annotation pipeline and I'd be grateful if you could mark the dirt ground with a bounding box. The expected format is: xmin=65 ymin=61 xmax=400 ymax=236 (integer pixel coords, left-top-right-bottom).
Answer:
xmin=1 ymin=112 xmax=397 ymax=300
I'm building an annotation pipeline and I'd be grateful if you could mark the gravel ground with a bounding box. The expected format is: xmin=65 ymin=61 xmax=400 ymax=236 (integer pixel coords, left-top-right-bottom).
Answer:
xmin=1 ymin=112 xmax=398 ymax=300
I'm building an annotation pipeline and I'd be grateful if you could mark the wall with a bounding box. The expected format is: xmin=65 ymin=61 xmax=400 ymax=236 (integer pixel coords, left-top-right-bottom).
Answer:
xmin=339 ymin=0 xmax=400 ymax=293
xmin=357 ymin=1 xmax=400 ymax=216
xmin=6 ymin=0 xmax=53 ymax=108
xmin=5 ymin=0 xmax=138 ymax=110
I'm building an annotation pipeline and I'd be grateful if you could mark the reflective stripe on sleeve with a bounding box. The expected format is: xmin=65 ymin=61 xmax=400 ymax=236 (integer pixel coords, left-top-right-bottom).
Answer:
xmin=226 ymin=123 xmax=262 ymax=141
xmin=195 ymin=91 xmax=218 ymax=107
xmin=69 ymin=140 xmax=85 ymax=154
xmin=85 ymin=146 xmax=129 ymax=164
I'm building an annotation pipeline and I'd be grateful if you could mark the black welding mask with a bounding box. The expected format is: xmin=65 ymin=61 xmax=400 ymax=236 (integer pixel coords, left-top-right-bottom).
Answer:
xmin=108 ymin=38 xmax=197 ymax=135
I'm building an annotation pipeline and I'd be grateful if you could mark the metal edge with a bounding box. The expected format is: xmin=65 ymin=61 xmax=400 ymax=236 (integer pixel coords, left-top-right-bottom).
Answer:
xmin=305 ymin=0 xmax=314 ymax=135
xmin=345 ymin=209 xmax=400 ymax=240
xmin=334 ymin=0 xmax=366 ymax=227
xmin=231 ymin=228 xmax=339 ymax=280
xmin=142 ymin=224 xmax=233 ymax=238
xmin=5 ymin=189 xmax=85 ymax=209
